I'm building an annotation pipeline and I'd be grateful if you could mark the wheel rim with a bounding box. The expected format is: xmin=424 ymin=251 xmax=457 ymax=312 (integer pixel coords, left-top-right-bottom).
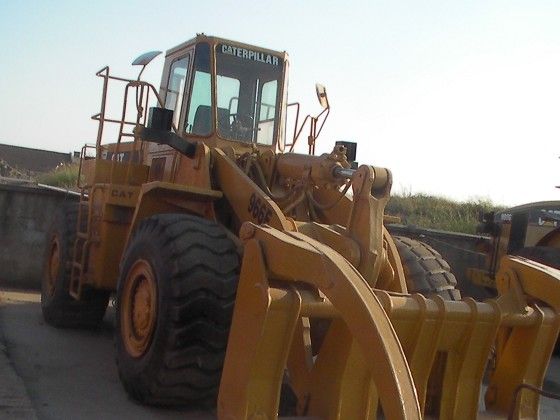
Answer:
xmin=121 ymin=259 xmax=158 ymax=358
xmin=46 ymin=237 xmax=60 ymax=297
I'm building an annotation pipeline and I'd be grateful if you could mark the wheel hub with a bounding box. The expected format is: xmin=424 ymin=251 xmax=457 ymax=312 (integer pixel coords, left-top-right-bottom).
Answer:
xmin=121 ymin=260 xmax=157 ymax=358
xmin=132 ymin=278 xmax=152 ymax=335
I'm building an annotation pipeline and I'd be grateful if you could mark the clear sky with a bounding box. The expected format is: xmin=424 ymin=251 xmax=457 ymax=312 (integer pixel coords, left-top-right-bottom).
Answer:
xmin=1 ymin=0 xmax=559 ymax=206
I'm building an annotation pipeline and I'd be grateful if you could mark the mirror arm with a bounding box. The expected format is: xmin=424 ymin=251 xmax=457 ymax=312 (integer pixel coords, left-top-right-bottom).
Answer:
xmin=137 ymin=64 xmax=147 ymax=81
xmin=306 ymin=104 xmax=330 ymax=155
xmin=285 ymin=102 xmax=300 ymax=151
xmin=286 ymin=87 xmax=330 ymax=154
xmin=290 ymin=102 xmax=300 ymax=145
xmin=314 ymin=106 xmax=330 ymax=140
xmin=134 ymin=126 xmax=197 ymax=158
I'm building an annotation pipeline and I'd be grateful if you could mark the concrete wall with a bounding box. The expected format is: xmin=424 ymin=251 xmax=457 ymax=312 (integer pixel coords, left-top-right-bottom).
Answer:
xmin=0 ymin=184 xmax=77 ymax=289
xmin=387 ymin=224 xmax=494 ymax=300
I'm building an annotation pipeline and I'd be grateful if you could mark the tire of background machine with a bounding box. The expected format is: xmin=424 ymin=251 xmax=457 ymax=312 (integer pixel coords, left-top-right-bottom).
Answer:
xmin=393 ymin=235 xmax=462 ymax=301
xmin=515 ymin=246 xmax=560 ymax=269
xmin=41 ymin=203 xmax=110 ymax=328
xmin=115 ymin=214 xmax=239 ymax=407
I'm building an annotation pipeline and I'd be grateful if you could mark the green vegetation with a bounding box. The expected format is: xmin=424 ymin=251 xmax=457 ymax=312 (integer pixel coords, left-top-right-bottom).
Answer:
xmin=386 ymin=192 xmax=504 ymax=234
xmin=37 ymin=163 xmax=80 ymax=190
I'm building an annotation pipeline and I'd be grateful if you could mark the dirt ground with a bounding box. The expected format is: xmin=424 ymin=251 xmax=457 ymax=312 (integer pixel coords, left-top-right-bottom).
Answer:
xmin=2 ymin=288 xmax=560 ymax=419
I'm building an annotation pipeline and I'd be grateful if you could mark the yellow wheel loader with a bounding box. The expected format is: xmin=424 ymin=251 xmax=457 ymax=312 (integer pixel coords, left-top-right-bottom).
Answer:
xmin=470 ymin=201 xmax=560 ymax=289
xmin=41 ymin=34 xmax=560 ymax=419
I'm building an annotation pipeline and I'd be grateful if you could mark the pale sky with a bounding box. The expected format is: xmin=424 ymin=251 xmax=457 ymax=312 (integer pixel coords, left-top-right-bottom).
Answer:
xmin=1 ymin=0 xmax=559 ymax=206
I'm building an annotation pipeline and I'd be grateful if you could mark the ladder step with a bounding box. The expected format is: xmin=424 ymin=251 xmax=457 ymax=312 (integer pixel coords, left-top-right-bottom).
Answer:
xmin=77 ymin=232 xmax=88 ymax=239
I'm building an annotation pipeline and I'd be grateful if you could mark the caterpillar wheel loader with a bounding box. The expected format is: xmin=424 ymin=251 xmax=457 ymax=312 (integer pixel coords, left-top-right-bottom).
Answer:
xmin=41 ymin=34 xmax=560 ymax=419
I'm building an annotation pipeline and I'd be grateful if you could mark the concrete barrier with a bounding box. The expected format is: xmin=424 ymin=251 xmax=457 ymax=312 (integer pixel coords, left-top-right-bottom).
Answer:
xmin=0 ymin=184 xmax=77 ymax=289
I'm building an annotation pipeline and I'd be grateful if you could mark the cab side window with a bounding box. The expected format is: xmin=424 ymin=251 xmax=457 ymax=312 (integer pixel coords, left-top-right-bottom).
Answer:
xmin=256 ymin=80 xmax=278 ymax=145
xmin=164 ymin=56 xmax=189 ymax=127
xmin=185 ymin=43 xmax=212 ymax=136
xmin=216 ymin=75 xmax=241 ymax=138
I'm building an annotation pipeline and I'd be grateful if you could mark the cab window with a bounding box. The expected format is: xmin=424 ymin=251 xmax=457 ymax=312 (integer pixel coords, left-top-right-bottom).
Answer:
xmin=216 ymin=75 xmax=241 ymax=139
xmin=256 ymin=80 xmax=278 ymax=145
xmin=216 ymin=44 xmax=283 ymax=145
xmin=185 ymin=43 xmax=212 ymax=136
xmin=164 ymin=56 xmax=189 ymax=127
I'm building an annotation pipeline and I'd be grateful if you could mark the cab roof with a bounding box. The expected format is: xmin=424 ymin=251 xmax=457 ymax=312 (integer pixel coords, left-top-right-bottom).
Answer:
xmin=165 ymin=33 xmax=289 ymax=62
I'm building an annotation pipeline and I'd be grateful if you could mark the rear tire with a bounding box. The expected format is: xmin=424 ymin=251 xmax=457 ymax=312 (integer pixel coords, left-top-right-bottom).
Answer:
xmin=41 ymin=203 xmax=110 ymax=328
xmin=115 ymin=214 xmax=239 ymax=406
xmin=393 ymin=236 xmax=461 ymax=300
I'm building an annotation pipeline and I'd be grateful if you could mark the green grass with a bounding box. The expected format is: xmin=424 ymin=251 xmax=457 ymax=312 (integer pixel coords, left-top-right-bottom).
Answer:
xmin=37 ymin=163 xmax=80 ymax=190
xmin=386 ymin=192 xmax=504 ymax=234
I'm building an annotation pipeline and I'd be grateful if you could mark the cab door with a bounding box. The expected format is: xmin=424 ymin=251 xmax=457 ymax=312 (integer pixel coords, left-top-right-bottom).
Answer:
xmin=148 ymin=48 xmax=194 ymax=181
xmin=159 ymin=48 xmax=194 ymax=132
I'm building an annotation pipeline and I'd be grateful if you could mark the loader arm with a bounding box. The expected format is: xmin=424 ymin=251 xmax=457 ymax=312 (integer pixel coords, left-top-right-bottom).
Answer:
xmin=212 ymin=148 xmax=295 ymax=231
xmin=212 ymin=146 xmax=401 ymax=289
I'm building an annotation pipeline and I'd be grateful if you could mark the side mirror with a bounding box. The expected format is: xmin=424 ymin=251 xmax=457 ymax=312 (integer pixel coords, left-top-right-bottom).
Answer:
xmin=131 ymin=50 xmax=162 ymax=80
xmin=316 ymin=83 xmax=329 ymax=109
xmin=132 ymin=50 xmax=162 ymax=66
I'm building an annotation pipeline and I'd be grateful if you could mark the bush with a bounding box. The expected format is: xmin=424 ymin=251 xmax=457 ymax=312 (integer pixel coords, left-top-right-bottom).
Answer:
xmin=386 ymin=192 xmax=504 ymax=234
xmin=37 ymin=163 xmax=80 ymax=190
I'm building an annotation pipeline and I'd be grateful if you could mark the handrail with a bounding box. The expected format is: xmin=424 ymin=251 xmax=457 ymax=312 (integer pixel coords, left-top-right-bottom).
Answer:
xmin=286 ymin=100 xmax=330 ymax=154
xmin=91 ymin=66 xmax=180 ymax=188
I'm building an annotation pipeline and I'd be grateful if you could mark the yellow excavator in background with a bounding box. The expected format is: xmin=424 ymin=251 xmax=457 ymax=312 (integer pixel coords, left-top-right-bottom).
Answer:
xmin=41 ymin=34 xmax=560 ymax=418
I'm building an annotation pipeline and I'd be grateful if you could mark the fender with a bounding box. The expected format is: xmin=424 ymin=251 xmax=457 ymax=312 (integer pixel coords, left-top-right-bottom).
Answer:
xmin=124 ymin=181 xmax=222 ymax=250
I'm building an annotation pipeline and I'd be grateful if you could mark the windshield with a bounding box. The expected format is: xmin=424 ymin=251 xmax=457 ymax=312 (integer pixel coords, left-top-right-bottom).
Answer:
xmin=216 ymin=44 xmax=284 ymax=145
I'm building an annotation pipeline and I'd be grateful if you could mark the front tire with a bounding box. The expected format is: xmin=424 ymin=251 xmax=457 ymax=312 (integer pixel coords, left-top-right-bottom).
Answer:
xmin=393 ymin=235 xmax=461 ymax=300
xmin=115 ymin=214 xmax=239 ymax=406
xmin=41 ymin=203 xmax=110 ymax=328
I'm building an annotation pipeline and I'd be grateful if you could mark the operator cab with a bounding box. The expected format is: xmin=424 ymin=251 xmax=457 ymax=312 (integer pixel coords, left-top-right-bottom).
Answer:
xmin=158 ymin=34 xmax=288 ymax=152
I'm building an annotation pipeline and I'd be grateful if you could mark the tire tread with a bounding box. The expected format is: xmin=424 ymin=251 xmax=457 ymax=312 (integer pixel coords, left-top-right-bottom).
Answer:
xmin=393 ymin=235 xmax=461 ymax=300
